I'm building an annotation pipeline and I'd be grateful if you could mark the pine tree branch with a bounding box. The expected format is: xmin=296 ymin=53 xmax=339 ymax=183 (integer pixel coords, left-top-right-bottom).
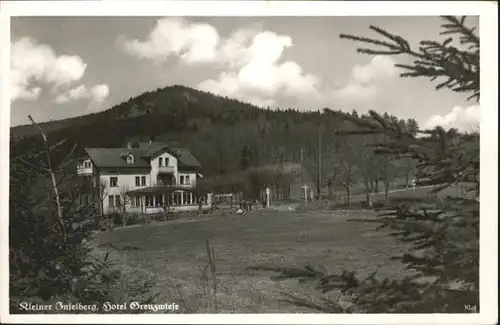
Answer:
xmin=339 ymin=16 xmax=479 ymax=101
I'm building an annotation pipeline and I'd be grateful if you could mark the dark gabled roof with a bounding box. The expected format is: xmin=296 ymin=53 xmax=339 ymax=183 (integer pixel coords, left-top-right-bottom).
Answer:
xmin=85 ymin=144 xmax=201 ymax=169
xmin=138 ymin=142 xmax=200 ymax=167
xmin=172 ymin=148 xmax=201 ymax=168
xmin=85 ymin=148 xmax=151 ymax=168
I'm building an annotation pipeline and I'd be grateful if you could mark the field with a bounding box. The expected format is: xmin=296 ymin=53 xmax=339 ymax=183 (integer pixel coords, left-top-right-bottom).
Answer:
xmin=90 ymin=209 xmax=409 ymax=313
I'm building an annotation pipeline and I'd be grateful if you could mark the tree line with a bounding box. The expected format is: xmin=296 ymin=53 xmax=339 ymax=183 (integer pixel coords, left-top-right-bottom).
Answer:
xmin=11 ymin=88 xmax=423 ymax=206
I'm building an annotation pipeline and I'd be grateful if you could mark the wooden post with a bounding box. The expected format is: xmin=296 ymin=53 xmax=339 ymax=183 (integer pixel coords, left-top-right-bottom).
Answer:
xmin=265 ymin=187 xmax=270 ymax=209
xmin=302 ymin=184 xmax=309 ymax=203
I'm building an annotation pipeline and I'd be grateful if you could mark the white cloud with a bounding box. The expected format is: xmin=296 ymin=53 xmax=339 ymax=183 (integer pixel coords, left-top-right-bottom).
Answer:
xmin=333 ymin=55 xmax=397 ymax=103
xmin=11 ymin=37 xmax=87 ymax=101
xmin=198 ymin=29 xmax=321 ymax=107
xmin=54 ymin=85 xmax=87 ymax=103
xmin=121 ymin=17 xmax=219 ymax=64
xmin=352 ymin=56 xmax=397 ymax=84
xmin=424 ymin=105 xmax=480 ymax=131
xmin=90 ymin=84 xmax=110 ymax=103
xmin=54 ymin=84 xmax=110 ymax=106
xmin=197 ymin=72 xmax=240 ymax=98
xmin=217 ymin=27 xmax=260 ymax=67
xmin=120 ymin=19 xmax=321 ymax=108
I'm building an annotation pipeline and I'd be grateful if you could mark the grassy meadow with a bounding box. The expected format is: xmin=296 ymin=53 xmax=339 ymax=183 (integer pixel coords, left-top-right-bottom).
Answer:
xmin=91 ymin=209 xmax=408 ymax=313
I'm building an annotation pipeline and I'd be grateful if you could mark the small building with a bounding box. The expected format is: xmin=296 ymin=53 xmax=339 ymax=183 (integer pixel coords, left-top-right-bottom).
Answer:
xmin=77 ymin=141 xmax=212 ymax=216
xmin=202 ymin=162 xmax=315 ymax=204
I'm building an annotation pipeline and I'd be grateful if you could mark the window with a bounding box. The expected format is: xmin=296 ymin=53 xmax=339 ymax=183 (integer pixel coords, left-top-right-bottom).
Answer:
xmin=110 ymin=177 xmax=118 ymax=187
xmin=180 ymin=175 xmax=185 ymax=185
xmin=141 ymin=176 xmax=146 ymax=186
xmin=158 ymin=157 xmax=163 ymax=167
xmin=127 ymin=154 xmax=134 ymax=164
xmin=173 ymin=192 xmax=181 ymax=205
xmin=109 ymin=195 xmax=120 ymax=207
xmin=145 ymin=196 xmax=153 ymax=207
xmin=135 ymin=176 xmax=140 ymax=187
xmin=165 ymin=158 xmax=169 ymax=166
xmin=131 ymin=196 xmax=141 ymax=207
xmin=84 ymin=161 xmax=91 ymax=168
xmin=185 ymin=175 xmax=190 ymax=184
xmin=182 ymin=192 xmax=190 ymax=205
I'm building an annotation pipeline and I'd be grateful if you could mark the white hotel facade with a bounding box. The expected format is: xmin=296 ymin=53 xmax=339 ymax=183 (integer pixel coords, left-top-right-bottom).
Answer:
xmin=77 ymin=141 xmax=212 ymax=215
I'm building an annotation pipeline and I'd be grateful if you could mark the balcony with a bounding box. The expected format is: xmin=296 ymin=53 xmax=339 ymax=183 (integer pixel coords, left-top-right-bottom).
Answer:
xmin=157 ymin=166 xmax=175 ymax=174
xmin=178 ymin=180 xmax=195 ymax=188
xmin=77 ymin=166 xmax=93 ymax=176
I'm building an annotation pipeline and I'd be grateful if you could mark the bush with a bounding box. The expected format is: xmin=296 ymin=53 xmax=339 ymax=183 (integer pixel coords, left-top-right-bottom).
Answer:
xmin=110 ymin=211 xmax=143 ymax=227
xmin=9 ymin=164 xmax=119 ymax=312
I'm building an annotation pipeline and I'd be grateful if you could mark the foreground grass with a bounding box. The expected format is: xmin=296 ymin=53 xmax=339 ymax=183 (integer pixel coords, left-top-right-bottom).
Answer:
xmin=90 ymin=210 xmax=407 ymax=313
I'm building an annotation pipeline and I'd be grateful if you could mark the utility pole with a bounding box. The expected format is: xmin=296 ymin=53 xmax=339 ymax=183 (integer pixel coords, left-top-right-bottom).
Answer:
xmin=300 ymin=148 xmax=306 ymax=203
xmin=317 ymin=128 xmax=322 ymax=200
xmin=300 ymin=149 xmax=304 ymax=185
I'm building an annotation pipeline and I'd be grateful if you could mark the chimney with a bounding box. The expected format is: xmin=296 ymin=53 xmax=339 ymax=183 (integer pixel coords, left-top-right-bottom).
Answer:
xmin=149 ymin=139 xmax=152 ymax=147
xmin=127 ymin=141 xmax=132 ymax=149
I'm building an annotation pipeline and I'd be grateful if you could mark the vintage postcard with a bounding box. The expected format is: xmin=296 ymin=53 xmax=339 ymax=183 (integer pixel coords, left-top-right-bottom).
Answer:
xmin=0 ymin=1 xmax=497 ymax=324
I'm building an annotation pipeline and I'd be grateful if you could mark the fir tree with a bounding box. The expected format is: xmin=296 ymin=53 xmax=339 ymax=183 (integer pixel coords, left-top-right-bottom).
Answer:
xmin=250 ymin=16 xmax=481 ymax=313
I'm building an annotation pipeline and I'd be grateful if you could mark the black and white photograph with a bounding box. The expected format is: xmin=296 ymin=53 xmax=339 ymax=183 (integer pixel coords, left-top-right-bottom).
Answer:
xmin=1 ymin=1 xmax=497 ymax=324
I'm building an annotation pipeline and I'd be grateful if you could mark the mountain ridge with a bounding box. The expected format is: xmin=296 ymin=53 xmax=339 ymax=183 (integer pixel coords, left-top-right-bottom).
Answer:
xmin=10 ymin=85 xmax=268 ymax=139
xmin=10 ymin=85 xmax=340 ymax=176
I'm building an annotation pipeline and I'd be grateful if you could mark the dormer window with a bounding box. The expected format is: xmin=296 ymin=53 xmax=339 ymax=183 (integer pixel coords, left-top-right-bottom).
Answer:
xmin=127 ymin=154 xmax=135 ymax=164
xmin=158 ymin=157 xmax=169 ymax=167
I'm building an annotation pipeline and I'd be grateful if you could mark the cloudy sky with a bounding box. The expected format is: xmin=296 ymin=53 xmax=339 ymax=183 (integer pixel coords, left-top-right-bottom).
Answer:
xmin=10 ymin=16 xmax=480 ymax=130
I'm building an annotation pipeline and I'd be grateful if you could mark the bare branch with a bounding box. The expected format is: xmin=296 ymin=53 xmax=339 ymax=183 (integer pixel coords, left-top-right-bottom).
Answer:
xmin=28 ymin=115 xmax=66 ymax=241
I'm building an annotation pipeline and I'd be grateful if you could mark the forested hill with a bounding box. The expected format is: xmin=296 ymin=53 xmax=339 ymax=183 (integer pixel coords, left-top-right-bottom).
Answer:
xmin=10 ymin=85 xmax=266 ymax=139
xmin=10 ymin=85 xmax=414 ymax=178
